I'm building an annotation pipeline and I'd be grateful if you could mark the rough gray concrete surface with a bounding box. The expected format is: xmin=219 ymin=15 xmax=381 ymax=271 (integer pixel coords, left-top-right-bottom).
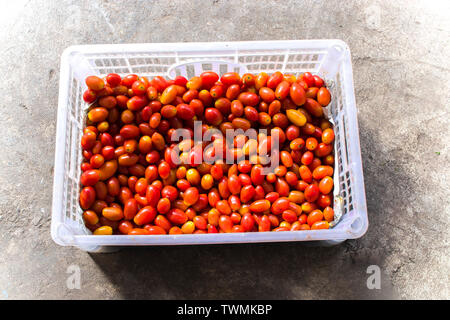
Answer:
xmin=0 ymin=0 xmax=449 ymax=300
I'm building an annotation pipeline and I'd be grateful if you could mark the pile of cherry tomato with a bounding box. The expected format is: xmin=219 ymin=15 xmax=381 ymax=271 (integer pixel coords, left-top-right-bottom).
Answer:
xmin=80 ymin=70 xmax=335 ymax=235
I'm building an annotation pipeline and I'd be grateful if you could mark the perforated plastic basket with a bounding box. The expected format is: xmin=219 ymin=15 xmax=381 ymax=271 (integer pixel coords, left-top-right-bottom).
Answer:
xmin=52 ymin=40 xmax=368 ymax=252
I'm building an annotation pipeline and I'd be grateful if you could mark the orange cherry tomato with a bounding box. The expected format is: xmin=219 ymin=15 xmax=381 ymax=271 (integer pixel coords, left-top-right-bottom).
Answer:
xmin=319 ymin=176 xmax=334 ymax=194
xmin=317 ymin=87 xmax=331 ymax=106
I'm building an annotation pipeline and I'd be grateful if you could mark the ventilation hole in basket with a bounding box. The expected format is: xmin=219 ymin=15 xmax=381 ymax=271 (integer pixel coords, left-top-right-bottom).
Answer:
xmin=175 ymin=68 xmax=181 ymax=77
xmin=350 ymin=218 xmax=363 ymax=233
xmin=186 ymin=65 xmax=195 ymax=78
xmin=219 ymin=64 xmax=228 ymax=75
xmin=233 ymin=67 xmax=241 ymax=74
xmin=128 ymin=58 xmax=137 ymax=66
xmin=349 ymin=203 xmax=354 ymax=211
xmin=342 ymin=133 xmax=349 ymax=165
xmin=202 ymin=63 xmax=212 ymax=71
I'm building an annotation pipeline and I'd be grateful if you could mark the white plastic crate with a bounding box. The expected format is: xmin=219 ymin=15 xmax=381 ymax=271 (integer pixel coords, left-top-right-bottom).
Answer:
xmin=52 ymin=40 xmax=368 ymax=252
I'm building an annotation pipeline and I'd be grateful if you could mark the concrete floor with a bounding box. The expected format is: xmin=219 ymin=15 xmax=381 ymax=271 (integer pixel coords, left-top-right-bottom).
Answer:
xmin=0 ymin=0 xmax=449 ymax=300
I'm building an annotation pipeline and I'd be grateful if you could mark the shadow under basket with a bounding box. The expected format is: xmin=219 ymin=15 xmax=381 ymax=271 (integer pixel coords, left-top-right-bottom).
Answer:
xmin=52 ymin=40 xmax=368 ymax=252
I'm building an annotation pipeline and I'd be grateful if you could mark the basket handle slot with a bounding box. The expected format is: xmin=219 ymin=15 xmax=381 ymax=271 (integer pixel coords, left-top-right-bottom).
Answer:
xmin=167 ymin=60 xmax=248 ymax=79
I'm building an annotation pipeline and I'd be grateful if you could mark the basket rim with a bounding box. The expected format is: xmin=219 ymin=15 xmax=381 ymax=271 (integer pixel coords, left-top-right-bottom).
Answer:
xmin=60 ymin=39 xmax=351 ymax=56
